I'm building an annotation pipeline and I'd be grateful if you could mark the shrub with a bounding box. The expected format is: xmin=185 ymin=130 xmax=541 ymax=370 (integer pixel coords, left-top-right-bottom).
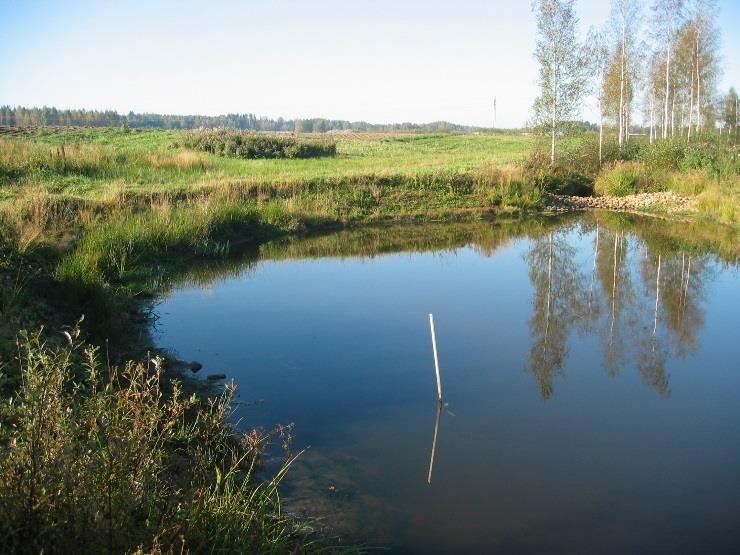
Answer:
xmin=636 ymin=140 xmax=685 ymax=170
xmin=522 ymin=146 xmax=594 ymax=196
xmin=178 ymin=130 xmax=336 ymax=160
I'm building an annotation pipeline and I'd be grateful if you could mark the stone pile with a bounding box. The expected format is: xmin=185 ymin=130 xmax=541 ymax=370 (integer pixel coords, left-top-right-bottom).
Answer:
xmin=549 ymin=191 xmax=694 ymax=213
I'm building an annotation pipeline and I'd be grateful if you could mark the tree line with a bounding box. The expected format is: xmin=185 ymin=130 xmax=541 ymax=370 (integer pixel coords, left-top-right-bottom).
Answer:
xmin=532 ymin=0 xmax=738 ymax=164
xmin=0 ymin=105 xmax=479 ymax=134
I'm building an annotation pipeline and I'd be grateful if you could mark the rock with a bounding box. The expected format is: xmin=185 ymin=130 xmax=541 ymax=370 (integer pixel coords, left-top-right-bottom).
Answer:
xmin=189 ymin=361 xmax=203 ymax=373
xmin=207 ymin=373 xmax=226 ymax=381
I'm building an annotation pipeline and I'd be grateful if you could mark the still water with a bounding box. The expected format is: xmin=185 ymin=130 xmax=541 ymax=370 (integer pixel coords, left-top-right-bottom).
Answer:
xmin=155 ymin=213 xmax=740 ymax=554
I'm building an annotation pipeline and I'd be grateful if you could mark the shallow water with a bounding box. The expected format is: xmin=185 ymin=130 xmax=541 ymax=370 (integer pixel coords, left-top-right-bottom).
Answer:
xmin=154 ymin=213 xmax=740 ymax=554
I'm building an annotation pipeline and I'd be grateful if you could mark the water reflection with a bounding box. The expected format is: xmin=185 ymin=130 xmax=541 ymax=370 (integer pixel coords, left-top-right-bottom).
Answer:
xmin=154 ymin=212 xmax=740 ymax=553
xmin=518 ymin=217 xmax=725 ymax=400
xmin=427 ymin=401 xmax=443 ymax=484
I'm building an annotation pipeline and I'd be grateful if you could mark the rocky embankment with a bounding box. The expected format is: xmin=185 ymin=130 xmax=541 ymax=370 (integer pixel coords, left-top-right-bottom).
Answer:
xmin=548 ymin=191 xmax=695 ymax=214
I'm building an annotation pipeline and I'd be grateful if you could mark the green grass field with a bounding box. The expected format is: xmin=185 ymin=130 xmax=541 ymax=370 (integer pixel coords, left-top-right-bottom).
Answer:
xmin=0 ymin=129 xmax=537 ymax=202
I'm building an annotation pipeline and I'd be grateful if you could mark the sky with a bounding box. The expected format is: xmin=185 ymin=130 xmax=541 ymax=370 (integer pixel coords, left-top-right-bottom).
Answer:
xmin=1 ymin=0 xmax=738 ymax=128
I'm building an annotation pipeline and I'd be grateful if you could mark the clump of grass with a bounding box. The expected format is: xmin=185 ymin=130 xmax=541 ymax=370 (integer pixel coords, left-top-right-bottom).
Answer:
xmin=178 ymin=130 xmax=337 ymax=159
xmin=594 ymin=161 xmax=665 ymax=196
xmin=595 ymin=162 xmax=644 ymax=196
xmin=475 ymin=164 xmax=543 ymax=208
xmin=0 ymin=325 xmax=323 ymax=554
xmin=696 ymin=181 xmax=740 ymax=224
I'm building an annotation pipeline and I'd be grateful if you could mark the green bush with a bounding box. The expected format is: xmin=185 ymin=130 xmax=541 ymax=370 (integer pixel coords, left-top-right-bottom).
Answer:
xmin=179 ymin=130 xmax=336 ymax=159
xmin=635 ymin=140 xmax=685 ymax=170
xmin=523 ymin=146 xmax=594 ymax=196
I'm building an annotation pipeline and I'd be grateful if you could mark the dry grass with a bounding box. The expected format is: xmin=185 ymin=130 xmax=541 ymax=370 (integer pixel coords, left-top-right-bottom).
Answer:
xmin=696 ymin=180 xmax=740 ymax=224
xmin=146 ymin=150 xmax=213 ymax=170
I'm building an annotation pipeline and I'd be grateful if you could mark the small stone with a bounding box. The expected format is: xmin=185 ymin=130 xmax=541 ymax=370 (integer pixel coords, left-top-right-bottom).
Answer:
xmin=207 ymin=373 xmax=226 ymax=381
xmin=189 ymin=361 xmax=203 ymax=373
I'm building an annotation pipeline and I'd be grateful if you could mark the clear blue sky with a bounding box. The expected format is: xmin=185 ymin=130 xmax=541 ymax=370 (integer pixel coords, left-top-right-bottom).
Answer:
xmin=1 ymin=0 xmax=738 ymax=127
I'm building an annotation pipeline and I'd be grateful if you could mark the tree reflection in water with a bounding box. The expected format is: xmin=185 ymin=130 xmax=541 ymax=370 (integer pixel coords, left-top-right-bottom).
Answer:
xmin=524 ymin=215 xmax=721 ymax=400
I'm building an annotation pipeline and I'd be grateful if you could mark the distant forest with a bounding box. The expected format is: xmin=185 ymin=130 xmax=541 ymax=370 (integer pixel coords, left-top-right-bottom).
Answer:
xmin=0 ymin=105 xmax=484 ymax=133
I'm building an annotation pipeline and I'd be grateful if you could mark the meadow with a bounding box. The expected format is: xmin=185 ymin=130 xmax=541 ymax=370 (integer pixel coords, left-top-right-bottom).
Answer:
xmin=0 ymin=128 xmax=535 ymax=201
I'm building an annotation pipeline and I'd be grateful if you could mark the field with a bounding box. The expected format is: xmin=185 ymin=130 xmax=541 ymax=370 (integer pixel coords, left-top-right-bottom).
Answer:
xmin=0 ymin=128 xmax=536 ymax=203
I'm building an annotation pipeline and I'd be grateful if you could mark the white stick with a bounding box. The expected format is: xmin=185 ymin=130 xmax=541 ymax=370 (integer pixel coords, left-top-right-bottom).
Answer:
xmin=429 ymin=314 xmax=442 ymax=401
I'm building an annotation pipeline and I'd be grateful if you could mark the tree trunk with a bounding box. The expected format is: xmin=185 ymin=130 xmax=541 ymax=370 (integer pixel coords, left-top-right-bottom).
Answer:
xmin=664 ymin=44 xmax=671 ymax=139
xmin=625 ymin=105 xmax=630 ymax=144
xmin=619 ymin=25 xmax=626 ymax=150
xmin=688 ymin=66 xmax=694 ymax=142
xmin=695 ymin=36 xmax=701 ymax=134
xmin=551 ymin=120 xmax=556 ymax=165
xmin=599 ymin=110 xmax=604 ymax=166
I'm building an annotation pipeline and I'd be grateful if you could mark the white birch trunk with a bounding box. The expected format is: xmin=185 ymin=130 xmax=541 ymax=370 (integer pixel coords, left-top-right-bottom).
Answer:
xmin=664 ymin=44 xmax=671 ymax=139
xmin=695 ymin=36 xmax=701 ymax=133
xmin=619 ymin=25 xmax=626 ymax=149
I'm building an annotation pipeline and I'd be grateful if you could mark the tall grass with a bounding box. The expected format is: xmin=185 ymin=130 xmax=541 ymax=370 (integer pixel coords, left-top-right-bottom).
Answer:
xmin=53 ymin=201 xmax=299 ymax=332
xmin=0 ymin=138 xmax=213 ymax=182
xmin=593 ymin=161 xmax=664 ymax=196
xmin=0 ymin=326 xmax=331 ymax=554
xmin=696 ymin=182 xmax=740 ymax=224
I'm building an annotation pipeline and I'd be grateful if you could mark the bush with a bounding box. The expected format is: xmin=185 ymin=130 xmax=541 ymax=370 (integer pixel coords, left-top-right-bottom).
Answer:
xmin=522 ymin=146 xmax=594 ymax=197
xmin=178 ymin=130 xmax=336 ymax=160
xmin=635 ymin=140 xmax=685 ymax=170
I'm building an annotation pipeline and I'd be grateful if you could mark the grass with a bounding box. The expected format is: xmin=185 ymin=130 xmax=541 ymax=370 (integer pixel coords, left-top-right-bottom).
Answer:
xmin=594 ymin=161 xmax=657 ymax=196
xmin=0 ymin=129 xmax=537 ymax=203
xmin=0 ymin=326 xmax=338 ymax=554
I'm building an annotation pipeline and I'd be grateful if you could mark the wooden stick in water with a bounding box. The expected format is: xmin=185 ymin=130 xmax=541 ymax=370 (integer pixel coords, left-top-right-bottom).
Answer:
xmin=429 ymin=313 xmax=442 ymax=401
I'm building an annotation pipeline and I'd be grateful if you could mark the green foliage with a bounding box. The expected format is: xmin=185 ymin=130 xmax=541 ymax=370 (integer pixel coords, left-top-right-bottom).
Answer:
xmin=523 ymin=147 xmax=594 ymax=196
xmin=0 ymin=327 xmax=325 ymax=554
xmin=594 ymin=162 xmax=648 ymax=196
xmin=635 ymin=140 xmax=686 ymax=170
xmin=178 ymin=130 xmax=337 ymax=159
xmin=54 ymin=202 xmax=298 ymax=332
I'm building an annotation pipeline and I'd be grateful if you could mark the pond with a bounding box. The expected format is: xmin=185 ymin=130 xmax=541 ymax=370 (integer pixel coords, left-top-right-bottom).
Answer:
xmin=154 ymin=213 xmax=740 ymax=554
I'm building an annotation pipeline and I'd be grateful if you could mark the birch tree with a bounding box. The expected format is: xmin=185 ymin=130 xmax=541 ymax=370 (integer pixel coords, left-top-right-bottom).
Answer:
xmin=721 ymin=87 xmax=738 ymax=142
xmin=587 ymin=28 xmax=610 ymax=165
xmin=645 ymin=51 xmax=666 ymax=143
xmin=608 ymin=0 xmax=642 ymax=149
xmin=688 ymin=0 xmax=720 ymax=135
xmin=532 ymin=0 xmax=589 ymax=165
xmin=651 ymin=0 xmax=685 ymax=139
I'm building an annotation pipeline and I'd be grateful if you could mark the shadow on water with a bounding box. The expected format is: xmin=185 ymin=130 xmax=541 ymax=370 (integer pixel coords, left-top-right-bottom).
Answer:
xmin=154 ymin=212 xmax=740 ymax=554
